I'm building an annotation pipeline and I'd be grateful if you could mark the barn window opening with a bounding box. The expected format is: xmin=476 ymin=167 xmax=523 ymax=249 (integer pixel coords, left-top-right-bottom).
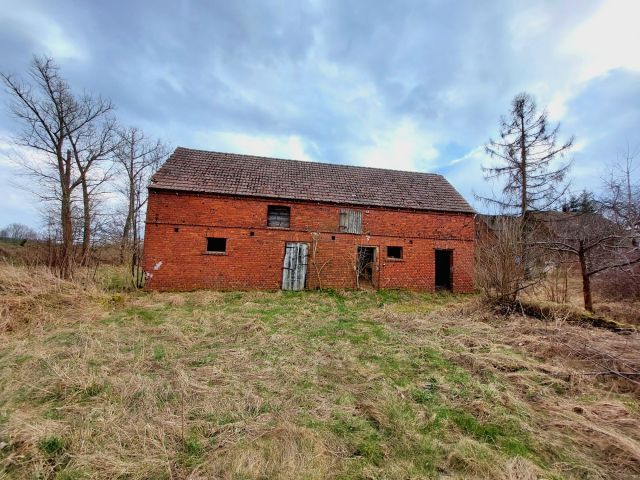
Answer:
xmin=174 ymin=227 xmax=180 ymax=232
xmin=339 ymin=209 xmax=363 ymax=233
xmin=387 ymin=246 xmax=403 ymax=259
xmin=206 ymin=237 xmax=227 ymax=253
xmin=249 ymin=231 xmax=255 ymax=236
xmin=267 ymin=205 xmax=290 ymax=228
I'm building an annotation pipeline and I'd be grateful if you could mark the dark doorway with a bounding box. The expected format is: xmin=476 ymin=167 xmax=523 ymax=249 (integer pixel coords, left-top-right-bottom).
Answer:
xmin=435 ymin=250 xmax=452 ymax=291
xmin=356 ymin=246 xmax=376 ymax=287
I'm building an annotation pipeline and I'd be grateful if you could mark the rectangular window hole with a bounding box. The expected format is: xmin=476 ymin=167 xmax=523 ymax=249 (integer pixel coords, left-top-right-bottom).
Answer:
xmin=267 ymin=205 xmax=291 ymax=228
xmin=331 ymin=235 xmax=336 ymax=240
xmin=387 ymin=246 xmax=403 ymax=259
xmin=174 ymin=227 xmax=179 ymax=232
xmin=206 ymin=237 xmax=227 ymax=253
xmin=250 ymin=231 xmax=255 ymax=236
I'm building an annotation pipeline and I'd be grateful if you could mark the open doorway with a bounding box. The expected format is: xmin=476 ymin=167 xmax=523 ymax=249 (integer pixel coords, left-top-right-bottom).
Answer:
xmin=435 ymin=249 xmax=452 ymax=291
xmin=356 ymin=246 xmax=376 ymax=288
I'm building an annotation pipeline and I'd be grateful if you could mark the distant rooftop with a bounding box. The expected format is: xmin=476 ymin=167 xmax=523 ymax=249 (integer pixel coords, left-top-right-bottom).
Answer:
xmin=150 ymin=147 xmax=475 ymax=214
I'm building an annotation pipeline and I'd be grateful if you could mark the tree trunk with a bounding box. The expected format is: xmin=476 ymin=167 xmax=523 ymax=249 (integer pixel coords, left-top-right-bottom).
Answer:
xmin=59 ymin=150 xmax=74 ymax=279
xmin=120 ymin=151 xmax=136 ymax=265
xmin=120 ymin=199 xmax=133 ymax=264
xmin=578 ymin=246 xmax=593 ymax=312
xmin=131 ymin=191 xmax=143 ymax=288
xmin=81 ymin=175 xmax=91 ymax=266
xmin=519 ymin=112 xmax=531 ymax=282
xmin=60 ymin=189 xmax=74 ymax=279
xmin=519 ymin=113 xmax=527 ymax=218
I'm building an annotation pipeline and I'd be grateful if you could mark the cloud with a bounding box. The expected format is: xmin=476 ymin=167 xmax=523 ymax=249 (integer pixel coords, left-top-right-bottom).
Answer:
xmin=561 ymin=0 xmax=640 ymax=82
xmin=440 ymin=146 xmax=493 ymax=211
xmin=193 ymin=131 xmax=315 ymax=162
xmin=0 ymin=3 xmax=87 ymax=61
xmin=562 ymin=69 xmax=640 ymax=191
xmin=356 ymin=119 xmax=438 ymax=172
xmin=0 ymin=132 xmax=42 ymax=227
xmin=0 ymin=0 xmax=639 ymax=228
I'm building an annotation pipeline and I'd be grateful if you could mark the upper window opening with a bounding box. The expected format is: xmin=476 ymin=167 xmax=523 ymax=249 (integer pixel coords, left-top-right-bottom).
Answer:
xmin=387 ymin=246 xmax=403 ymax=259
xmin=339 ymin=209 xmax=363 ymax=234
xmin=267 ymin=205 xmax=290 ymax=228
xmin=207 ymin=237 xmax=227 ymax=253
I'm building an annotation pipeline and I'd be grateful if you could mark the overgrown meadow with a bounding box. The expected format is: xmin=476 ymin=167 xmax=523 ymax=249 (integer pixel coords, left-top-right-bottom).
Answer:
xmin=0 ymin=264 xmax=639 ymax=479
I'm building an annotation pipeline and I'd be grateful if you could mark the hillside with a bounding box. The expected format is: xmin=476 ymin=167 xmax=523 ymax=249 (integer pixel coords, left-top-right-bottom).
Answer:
xmin=0 ymin=265 xmax=639 ymax=479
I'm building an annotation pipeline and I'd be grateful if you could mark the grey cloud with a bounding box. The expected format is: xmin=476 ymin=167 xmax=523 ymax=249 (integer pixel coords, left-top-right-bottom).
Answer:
xmin=0 ymin=0 xmax=636 ymax=228
xmin=563 ymin=69 xmax=640 ymax=187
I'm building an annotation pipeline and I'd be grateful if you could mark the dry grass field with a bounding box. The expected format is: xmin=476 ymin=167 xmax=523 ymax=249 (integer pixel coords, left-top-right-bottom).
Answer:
xmin=1 ymin=264 xmax=639 ymax=479
xmin=520 ymin=266 xmax=640 ymax=326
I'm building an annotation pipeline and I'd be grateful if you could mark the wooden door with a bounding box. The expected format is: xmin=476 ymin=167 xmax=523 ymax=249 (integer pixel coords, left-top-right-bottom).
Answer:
xmin=282 ymin=242 xmax=308 ymax=290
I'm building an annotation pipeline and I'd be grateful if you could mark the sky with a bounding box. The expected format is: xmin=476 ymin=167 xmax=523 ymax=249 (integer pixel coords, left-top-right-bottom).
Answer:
xmin=0 ymin=0 xmax=639 ymax=229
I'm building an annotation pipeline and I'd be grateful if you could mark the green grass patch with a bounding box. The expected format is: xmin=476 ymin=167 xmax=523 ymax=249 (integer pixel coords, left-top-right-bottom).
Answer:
xmin=80 ymin=382 xmax=107 ymax=401
xmin=330 ymin=412 xmax=385 ymax=465
xmin=39 ymin=436 xmax=68 ymax=456
xmin=101 ymin=306 xmax=167 ymax=326
xmin=153 ymin=344 xmax=166 ymax=361
xmin=54 ymin=469 xmax=88 ymax=480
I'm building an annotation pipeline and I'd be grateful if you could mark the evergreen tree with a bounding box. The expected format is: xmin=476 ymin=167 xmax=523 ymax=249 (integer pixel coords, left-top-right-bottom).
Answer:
xmin=483 ymin=93 xmax=574 ymax=216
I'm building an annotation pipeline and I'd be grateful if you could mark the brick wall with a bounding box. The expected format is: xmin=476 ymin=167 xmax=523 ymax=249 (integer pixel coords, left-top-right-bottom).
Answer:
xmin=142 ymin=190 xmax=475 ymax=292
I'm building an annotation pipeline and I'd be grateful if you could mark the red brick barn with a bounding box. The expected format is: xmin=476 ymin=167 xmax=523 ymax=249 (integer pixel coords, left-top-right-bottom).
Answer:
xmin=142 ymin=147 xmax=476 ymax=292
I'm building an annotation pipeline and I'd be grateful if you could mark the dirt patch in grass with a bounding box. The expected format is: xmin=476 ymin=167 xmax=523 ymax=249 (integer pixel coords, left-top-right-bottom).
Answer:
xmin=0 ymin=265 xmax=639 ymax=478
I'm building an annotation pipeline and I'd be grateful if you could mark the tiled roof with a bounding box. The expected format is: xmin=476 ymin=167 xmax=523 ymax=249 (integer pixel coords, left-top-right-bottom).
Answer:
xmin=150 ymin=147 xmax=475 ymax=214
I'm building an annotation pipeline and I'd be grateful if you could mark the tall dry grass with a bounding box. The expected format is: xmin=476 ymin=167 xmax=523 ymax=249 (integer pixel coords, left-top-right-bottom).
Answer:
xmin=0 ymin=263 xmax=639 ymax=479
xmin=0 ymin=263 xmax=114 ymax=333
xmin=521 ymin=266 xmax=640 ymax=325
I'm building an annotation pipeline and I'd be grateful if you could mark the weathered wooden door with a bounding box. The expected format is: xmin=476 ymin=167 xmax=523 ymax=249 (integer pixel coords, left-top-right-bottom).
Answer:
xmin=282 ymin=242 xmax=308 ymax=290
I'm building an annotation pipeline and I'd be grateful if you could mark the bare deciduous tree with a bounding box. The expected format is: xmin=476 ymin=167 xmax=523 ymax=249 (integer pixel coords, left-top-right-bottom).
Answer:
xmin=602 ymin=145 xmax=640 ymax=237
xmin=475 ymin=215 xmax=529 ymax=301
xmin=537 ymin=211 xmax=640 ymax=312
xmin=114 ymin=127 xmax=168 ymax=286
xmin=0 ymin=223 xmax=39 ymax=241
xmin=2 ymin=56 xmax=120 ymax=275
xmin=309 ymin=232 xmax=332 ymax=289
xmin=1 ymin=57 xmax=79 ymax=277
xmin=65 ymin=98 xmax=118 ymax=264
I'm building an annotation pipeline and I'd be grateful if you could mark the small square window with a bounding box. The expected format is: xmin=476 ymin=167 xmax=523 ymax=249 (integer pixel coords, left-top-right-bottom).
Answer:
xmin=387 ymin=246 xmax=403 ymax=259
xmin=206 ymin=237 xmax=226 ymax=253
xmin=267 ymin=205 xmax=290 ymax=228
